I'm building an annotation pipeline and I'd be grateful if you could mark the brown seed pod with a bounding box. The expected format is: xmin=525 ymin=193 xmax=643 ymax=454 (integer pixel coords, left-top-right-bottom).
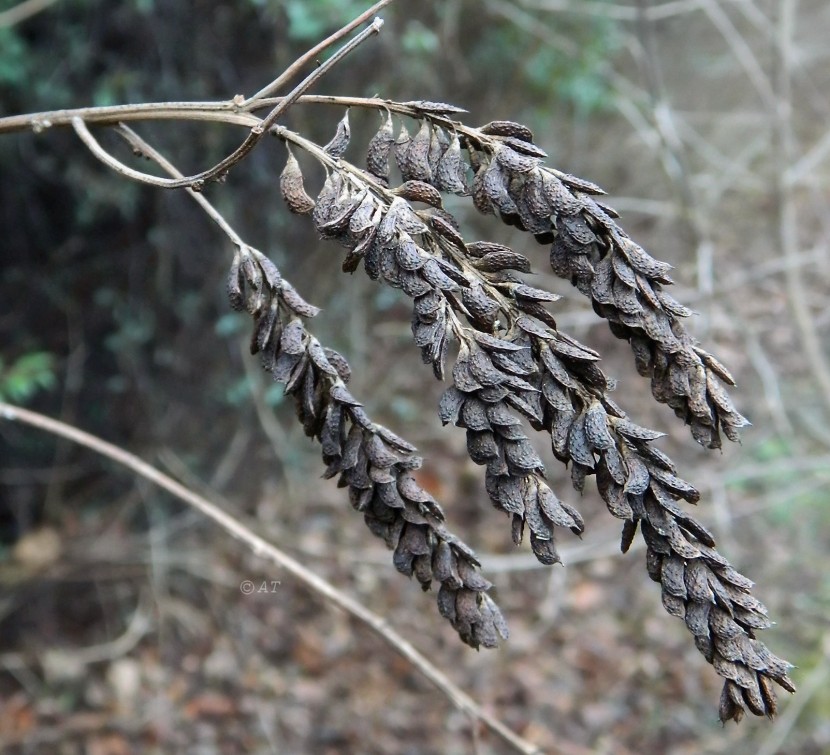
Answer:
xmin=435 ymin=132 xmax=469 ymax=195
xmin=620 ymin=238 xmax=674 ymax=281
xmin=495 ymin=144 xmax=538 ymax=174
xmin=428 ymin=126 xmax=447 ymax=177
xmin=479 ymin=119 xmax=535 ymax=143
xmin=393 ymin=180 xmax=443 ymax=208
xmin=323 ymin=109 xmax=351 ymax=158
xmin=471 ymin=249 xmax=532 ymax=273
xmin=366 ymin=110 xmax=395 ymax=181
xmin=227 ymin=250 xmax=245 ymax=311
xmin=394 ymin=121 xmax=412 ymax=179
xmin=401 ymin=100 xmax=468 ymax=115
xmin=406 ymin=119 xmax=434 ymax=182
xmin=280 ymin=147 xmax=316 ymax=215
xmin=550 ymin=168 xmax=606 ymax=195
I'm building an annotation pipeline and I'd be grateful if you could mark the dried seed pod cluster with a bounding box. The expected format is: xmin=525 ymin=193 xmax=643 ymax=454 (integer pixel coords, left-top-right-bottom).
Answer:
xmin=227 ymin=243 xmax=508 ymax=649
xmin=441 ymin=334 xmax=585 ymax=566
xmin=270 ymin=103 xmax=793 ymax=721
xmin=461 ymin=135 xmax=748 ymax=450
xmin=520 ymin=317 xmax=794 ymax=721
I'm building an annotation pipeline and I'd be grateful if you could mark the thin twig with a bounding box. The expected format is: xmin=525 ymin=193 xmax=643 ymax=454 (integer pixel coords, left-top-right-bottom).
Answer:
xmin=0 ymin=0 xmax=59 ymax=28
xmin=242 ymin=0 xmax=395 ymax=105
xmin=0 ymin=401 xmax=542 ymax=755
xmin=0 ymin=103 xmax=259 ymax=134
xmin=114 ymin=124 xmax=244 ymax=246
xmin=70 ymin=20 xmax=384 ymax=191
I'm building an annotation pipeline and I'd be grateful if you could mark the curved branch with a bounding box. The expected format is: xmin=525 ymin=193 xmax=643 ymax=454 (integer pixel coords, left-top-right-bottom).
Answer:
xmin=0 ymin=402 xmax=541 ymax=755
xmin=69 ymin=19 xmax=384 ymax=191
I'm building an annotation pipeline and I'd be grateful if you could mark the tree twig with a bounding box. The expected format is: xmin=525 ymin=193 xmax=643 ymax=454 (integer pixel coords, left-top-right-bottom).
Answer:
xmin=70 ymin=19 xmax=384 ymax=190
xmin=242 ymin=0 xmax=395 ymax=105
xmin=0 ymin=401 xmax=542 ymax=755
xmin=0 ymin=0 xmax=59 ymax=28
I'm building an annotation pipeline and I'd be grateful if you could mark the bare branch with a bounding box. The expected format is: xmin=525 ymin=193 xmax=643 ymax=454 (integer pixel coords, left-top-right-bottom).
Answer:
xmin=243 ymin=0 xmax=395 ymax=105
xmin=69 ymin=19 xmax=384 ymax=191
xmin=0 ymin=0 xmax=60 ymax=29
xmin=0 ymin=401 xmax=542 ymax=755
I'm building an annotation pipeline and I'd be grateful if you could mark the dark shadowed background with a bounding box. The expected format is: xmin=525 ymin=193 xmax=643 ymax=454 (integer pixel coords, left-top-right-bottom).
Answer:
xmin=1 ymin=1 xmax=828 ymax=753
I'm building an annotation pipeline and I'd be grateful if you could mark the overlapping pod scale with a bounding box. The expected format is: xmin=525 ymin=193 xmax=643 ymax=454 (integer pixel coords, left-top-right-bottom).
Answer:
xmin=366 ymin=109 xmax=395 ymax=183
xmin=323 ymin=109 xmax=351 ymax=158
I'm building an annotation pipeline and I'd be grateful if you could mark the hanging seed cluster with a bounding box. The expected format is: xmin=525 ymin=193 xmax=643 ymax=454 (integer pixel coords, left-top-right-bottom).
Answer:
xmin=268 ymin=101 xmax=794 ymax=721
xmin=465 ymin=136 xmax=748 ymax=450
xmin=355 ymin=106 xmax=747 ymax=451
xmin=226 ymin=243 xmax=508 ymax=649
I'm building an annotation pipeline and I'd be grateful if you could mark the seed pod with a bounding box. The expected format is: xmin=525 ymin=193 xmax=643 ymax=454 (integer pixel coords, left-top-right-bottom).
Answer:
xmin=395 ymin=233 xmax=425 ymax=271
xmin=550 ymin=168 xmax=606 ymax=195
xmin=366 ymin=110 xmax=395 ymax=181
xmin=481 ymin=159 xmax=517 ymax=215
xmin=542 ymin=171 xmax=584 ymax=216
xmin=471 ymin=249 xmax=531 ymax=273
xmin=504 ymin=437 xmax=544 ymax=473
xmin=279 ymin=147 xmax=315 ymax=215
xmin=495 ymin=144 xmax=537 ymax=174
xmin=312 ymin=171 xmax=342 ymax=229
xmin=584 ymin=400 xmax=613 ymax=450
xmin=560 ymin=215 xmax=596 ymax=246
xmin=401 ymin=99 xmax=468 ymax=115
xmin=227 ymin=250 xmax=245 ymax=311
xmin=620 ymin=238 xmax=674 ymax=281
xmin=323 ymin=109 xmax=351 ymax=158
xmin=280 ymin=280 xmax=321 ymax=317
xmin=316 ymin=189 xmax=364 ymax=238
xmin=406 ymin=119 xmax=433 ymax=182
xmin=254 ymin=252 xmax=282 ymax=291
xmin=467 ymin=430 xmax=499 ymax=463
xmin=427 ymin=210 xmax=466 ymax=250
xmin=472 ymin=166 xmax=495 ymax=216
xmin=465 ymin=241 xmax=510 ymax=259
xmin=501 ymin=136 xmax=547 ymax=158
xmin=348 ymin=192 xmax=377 ymax=235
xmin=479 ymin=119 xmax=534 ymax=143
xmin=421 ymin=258 xmax=459 ymax=291
xmin=394 ymin=121 xmax=412 ymax=179
xmin=435 ymin=132 xmax=469 ymax=195
xmin=523 ymin=169 xmax=553 ymax=218
xmin=461 ymin=283 xmax=499 ymax=326
xmin=393 ymin=180 xmax=443 ymax=208
xmin=428 ymin=126 xmax=447 ymax=177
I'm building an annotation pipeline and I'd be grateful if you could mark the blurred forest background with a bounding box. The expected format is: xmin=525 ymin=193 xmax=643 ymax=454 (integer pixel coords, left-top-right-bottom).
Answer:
xmin=1 ymin=1 xmax=829 ymax=753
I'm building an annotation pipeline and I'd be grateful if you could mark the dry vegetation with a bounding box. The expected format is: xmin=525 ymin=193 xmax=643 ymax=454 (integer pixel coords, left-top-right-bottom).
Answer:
xmin=1 ymin=1 xmax=829 ymax=753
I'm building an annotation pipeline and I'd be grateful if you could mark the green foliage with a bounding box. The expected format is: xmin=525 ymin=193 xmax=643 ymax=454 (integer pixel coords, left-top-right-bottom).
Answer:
xmin=0 ymin=352 xmax=56 ymax=403
xmin=0 ymin=27 xmax=31 ymax=89
xmin=469 ymin=11 xmax=619 ymax=115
